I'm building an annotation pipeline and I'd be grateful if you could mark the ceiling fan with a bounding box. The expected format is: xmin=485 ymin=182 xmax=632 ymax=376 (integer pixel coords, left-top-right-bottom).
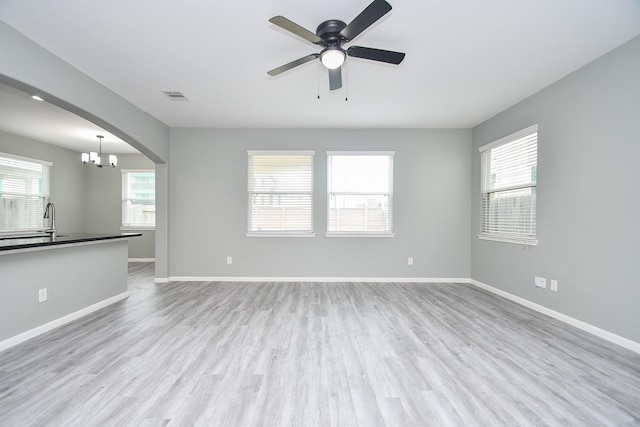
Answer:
xmin=267 ymin=0 xmax=405 ymax=91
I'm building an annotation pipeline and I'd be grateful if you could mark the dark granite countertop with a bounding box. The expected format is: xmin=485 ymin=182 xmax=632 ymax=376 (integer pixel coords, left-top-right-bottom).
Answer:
xmin=0 ymin=233 xmax=142 ymax=252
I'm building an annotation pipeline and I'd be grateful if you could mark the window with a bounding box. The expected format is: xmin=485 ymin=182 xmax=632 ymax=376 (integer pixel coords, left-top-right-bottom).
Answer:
xmin=122 ymin=170 xmax=155 ymax=228
xmin=247 ymin=151 xmax=314 ymax=236
xmin=479 ymin=125 xmax=538 ymax=245
xmin=0 ymin=152 xmax=51 ymax=235
xmin=327 ymin=151 xmax=394 ymax=236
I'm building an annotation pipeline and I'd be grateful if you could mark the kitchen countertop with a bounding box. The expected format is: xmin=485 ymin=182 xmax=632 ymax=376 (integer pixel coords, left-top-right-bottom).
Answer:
xmin=0 ymin=233 xmax=142 ymax=252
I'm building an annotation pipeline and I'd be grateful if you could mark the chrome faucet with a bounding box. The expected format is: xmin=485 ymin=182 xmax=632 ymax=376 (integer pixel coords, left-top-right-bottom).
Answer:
xmin=44 ymin=202 xmax=56 ymax=237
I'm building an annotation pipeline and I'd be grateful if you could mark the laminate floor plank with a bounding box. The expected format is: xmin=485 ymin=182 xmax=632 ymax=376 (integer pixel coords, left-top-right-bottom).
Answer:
xmin=1 ymin=263 xmax=639 ymax=426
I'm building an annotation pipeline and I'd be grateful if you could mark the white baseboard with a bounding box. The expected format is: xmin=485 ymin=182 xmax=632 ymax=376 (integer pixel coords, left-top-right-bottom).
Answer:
xmin=469 ymin=279 xmax=640 ymax=355
xmin=168 ymin=276 xmax=470 ymax=283
xmin=154 ymin=277 xmax=169 ymax=283
xmin=0 ymin=292 xmax=129 ymax=353
xmin=128 ymin=258 xmax=155 ymax=262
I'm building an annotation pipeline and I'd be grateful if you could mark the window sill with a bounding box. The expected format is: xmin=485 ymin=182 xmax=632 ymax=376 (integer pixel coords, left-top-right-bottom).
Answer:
xmin=326 ymin=232 xmax=395 ymax=238
xmin=478 ymin=234 xmax=538 ymax=246
xmin=121 ymin=226 xmax=155 ymax=231
xmin=246 ymin=232 xmax=315 ymax=238
xmin=0 ymin=230 xmax=47 ymax=238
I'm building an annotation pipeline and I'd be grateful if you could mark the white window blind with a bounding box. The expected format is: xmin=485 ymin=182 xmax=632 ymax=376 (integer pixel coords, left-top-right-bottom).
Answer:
xmin=479 ymin=125 xmax=538 ymax=245
xmin=122 ymin=170 xmax=155 ymax=228
xmin=327 ymin=152 xmax=394 ymax=236
xmin=0 ymin=152 xmax=51 ymax=234
xmin=247 ymin=151 xmax=314 ymax=236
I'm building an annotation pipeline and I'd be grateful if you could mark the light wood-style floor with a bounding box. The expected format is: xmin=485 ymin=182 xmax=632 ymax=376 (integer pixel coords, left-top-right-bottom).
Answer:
xmin=1 ymin=263 xmax=639 ymax=426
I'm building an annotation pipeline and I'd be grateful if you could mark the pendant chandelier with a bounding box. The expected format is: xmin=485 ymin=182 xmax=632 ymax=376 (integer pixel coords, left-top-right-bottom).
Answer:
xmin=81 ymin=135 xmax=117 ymax=168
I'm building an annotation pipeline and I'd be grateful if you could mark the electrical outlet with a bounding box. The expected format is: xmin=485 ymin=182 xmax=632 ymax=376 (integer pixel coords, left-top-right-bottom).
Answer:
xmin=534 ymin=276 xmax=547 ymax=288
xmin=226 ymin=256 xmax=232 ymax=265
xmin=38 ymin=288 xmax=47 ymax=302
xmin=408 ymin=257 xmax=413 ymax=266
xmin=550 ymin=280 xmax=558 ymax=292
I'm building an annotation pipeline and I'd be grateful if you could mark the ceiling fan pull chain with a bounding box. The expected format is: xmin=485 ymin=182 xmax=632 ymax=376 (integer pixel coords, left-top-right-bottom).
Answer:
xmin=344 ymin=65 xmax=348 ymax=101
xmin=317 ymin=64 xmax=321 ymax=99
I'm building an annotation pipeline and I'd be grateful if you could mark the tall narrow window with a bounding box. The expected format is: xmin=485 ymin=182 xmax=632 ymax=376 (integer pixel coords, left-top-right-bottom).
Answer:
xmin=479 ymin=125 xmax=538 ymax=245
xmin=122 ymin=170 xmax=155 ymax=228
xmin=0 ymin=152 xmax=51 ymax=234
xmin=247 ymin=151 xmax=314 ymax=236
xmin=327 ymin=151 xmax=394 ymax=236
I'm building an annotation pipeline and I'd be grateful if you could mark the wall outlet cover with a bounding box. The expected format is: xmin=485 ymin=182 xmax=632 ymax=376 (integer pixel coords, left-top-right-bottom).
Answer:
xmin=551 ymin=280 xmax=558 ymax=292
xmin=38 ymin=288 xmax=47 ymax=302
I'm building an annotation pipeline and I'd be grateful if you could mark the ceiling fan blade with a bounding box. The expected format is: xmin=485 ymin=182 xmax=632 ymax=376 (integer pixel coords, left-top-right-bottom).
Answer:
xmin=329 ymin=68 xmax=342 ymax=91
xmin=269 ymin=16 xmax=322 ymax=44
xmin=268 ymin=54 xmax=319 ymax=76
xmin=347 ymin=46 xmax=405 ymax=64
xmin=339 ymin=0 xmax=392 ymax=42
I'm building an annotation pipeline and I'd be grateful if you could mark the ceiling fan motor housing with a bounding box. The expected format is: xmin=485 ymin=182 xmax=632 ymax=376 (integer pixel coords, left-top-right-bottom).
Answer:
xmin=316 ymin=20 xmax=347 ymax=46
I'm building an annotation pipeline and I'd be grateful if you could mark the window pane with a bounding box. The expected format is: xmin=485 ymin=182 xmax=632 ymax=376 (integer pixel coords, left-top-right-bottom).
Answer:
xmin=328 ymin=194 xmax=390 ymax=232
xmin=329 ymin=155 xmax=390 ymax=193
xmin=482 ymin=187 xmax=536 ymax=236
xmin=484 ymin=134 xmax=537 ymax=191
xmin=249 ymin=155 xmax=313 ymax=193
xmin=122 ymin=170 xmax=155 ymax=227
xmin=480 ymin=127 xmax=537 ymax=240
xmin=250 ymin=193 xmax=313 ymax=231
xmin=248 ymin=152 xmax=314 ymax=234
xmin=327 ymin=153 xmax=393 ymax=234
xmin=0 ymin=153 xmax=50 ymax=233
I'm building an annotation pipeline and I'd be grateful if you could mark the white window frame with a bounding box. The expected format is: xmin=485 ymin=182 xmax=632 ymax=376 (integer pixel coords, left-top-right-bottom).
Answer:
xmin=121 ymin=169 xmax=155 ymax=230
xmin=247 ymin=150 xmax=315 ymax=237
xmin=326 ymin=151 xmax=394 ymax=237
xmin=478 ymin=124 xmax=538 ymax=246
xmin=0 ymin=152 xmax=51 ymax=236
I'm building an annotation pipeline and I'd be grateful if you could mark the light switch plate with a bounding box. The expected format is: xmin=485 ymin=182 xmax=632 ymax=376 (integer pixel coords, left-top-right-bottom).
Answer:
xmin=534 ymin=276 xmax=547 ymax=288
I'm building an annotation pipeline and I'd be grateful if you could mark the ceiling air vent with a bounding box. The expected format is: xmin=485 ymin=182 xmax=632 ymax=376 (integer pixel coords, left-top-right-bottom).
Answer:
xmin=162 ymin=91 xmax=189 ymax=101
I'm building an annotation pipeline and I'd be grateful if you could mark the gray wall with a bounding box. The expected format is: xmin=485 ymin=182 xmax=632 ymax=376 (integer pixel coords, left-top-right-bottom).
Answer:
xmin=169 ymin=128 xmax=471 ymax=278
xmin=0 ymin=131 xmax=156 ymax=259
xmin=84 ymin=154 xmax=156 ymax=259
xmin=0 ymin=240 xmax=129 ymax=342
xmin=471 ymin=36 xmax=640 ymax=342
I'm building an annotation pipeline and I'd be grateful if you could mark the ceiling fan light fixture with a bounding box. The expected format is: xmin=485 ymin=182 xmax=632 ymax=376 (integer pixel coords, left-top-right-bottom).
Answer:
xmin=320 ymin=47 xmax=346 ymax=70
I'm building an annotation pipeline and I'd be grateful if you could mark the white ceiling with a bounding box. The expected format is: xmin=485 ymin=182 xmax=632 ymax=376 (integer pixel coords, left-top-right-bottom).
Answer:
xmin=0 ymin=0 xmax=639 ymax=149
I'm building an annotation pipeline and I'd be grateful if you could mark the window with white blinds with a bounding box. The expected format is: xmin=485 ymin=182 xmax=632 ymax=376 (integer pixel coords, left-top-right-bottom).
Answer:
xmin=479 ymin=125 xmax=538 ymax=245
xmin=0 ymin=152 xmax=51 ymax=234
xmin=247 ymin=151 xmax=314 ymax=236
xmin=122 ymin=170 xmax=155 ymax=228
xmin=327 ymin=152 xmax=394 ymax=236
